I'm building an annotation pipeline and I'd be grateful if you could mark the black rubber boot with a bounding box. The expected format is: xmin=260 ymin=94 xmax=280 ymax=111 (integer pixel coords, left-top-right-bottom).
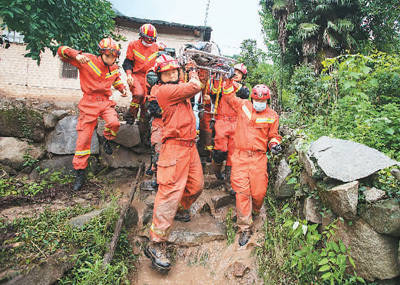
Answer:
xmin=238 ymin=230 xmax=252 ymax=247
xmin=224 ymin=166 xmax=235 ymax=196
xmin=103 ymin=139 xmax=113 ymax=155
xmin=212 ymin=160 xmax=224 ymax=181
xmin=144 ymin=242 xmax=171 ymax=273
xmin=73 ymin=169 xmax=86 ymax=191
xmin=174 ymin=208 xmax=191 ymax=222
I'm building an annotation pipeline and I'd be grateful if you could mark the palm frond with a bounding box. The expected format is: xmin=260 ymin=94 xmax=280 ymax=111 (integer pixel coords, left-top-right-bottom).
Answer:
xmin=336 ymin=18 xmax=354 ymax=32
xmin=272 ymin=0 xmax=289 ymax=12
xmin=323 ymin=29 xmax=339 ymax=48
xmin=315 ymin=4 xmax=330 ymax=12
xmin=298 ymin=23 xmax=320 ymax=39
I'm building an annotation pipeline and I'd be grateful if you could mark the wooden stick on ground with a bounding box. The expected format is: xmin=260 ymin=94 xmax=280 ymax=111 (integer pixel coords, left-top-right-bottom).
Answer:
xmin=103 ymin=162 xmax=145 ymax=266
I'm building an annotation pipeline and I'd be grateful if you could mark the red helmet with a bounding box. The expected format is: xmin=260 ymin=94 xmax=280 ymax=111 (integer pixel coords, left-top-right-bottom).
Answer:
xmin=154 ymin=54 xmax=180 ymax=73
xmin=234 ymin=63 xmax=248 ymax=79
xmin=139 ymin=23 xmax=157 ymax=43
xmin=98 ymin=37 xmax=121 ymax=57
xmin=251 ymin=84 xmax=270 ymax=100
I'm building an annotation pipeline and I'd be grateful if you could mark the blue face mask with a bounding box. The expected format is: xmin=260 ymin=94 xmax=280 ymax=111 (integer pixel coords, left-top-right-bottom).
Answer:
xmin=253 ymin=101 xmax=267 ymax=112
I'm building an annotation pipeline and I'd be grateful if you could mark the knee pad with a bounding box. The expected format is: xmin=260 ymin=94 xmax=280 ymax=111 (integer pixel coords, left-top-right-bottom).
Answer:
xmin=213 ymin=150 xmax=227 ymax=163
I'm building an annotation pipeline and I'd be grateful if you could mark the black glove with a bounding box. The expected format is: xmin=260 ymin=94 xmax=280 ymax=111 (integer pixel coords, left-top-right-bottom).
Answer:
xmin=209 ymin=119 xmax=215 ymax=131
xmin=271 ymin=144 xmax=282 ymax=155
xmin=148 ymin=100 xmax=162 ymax=118
xmin=236 ymin=86 xmax=250 ymax=99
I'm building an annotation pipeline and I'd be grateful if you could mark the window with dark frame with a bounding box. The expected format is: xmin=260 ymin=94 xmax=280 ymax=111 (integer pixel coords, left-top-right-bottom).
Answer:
xmin=61 ymin=61 xmax=78 ymax=79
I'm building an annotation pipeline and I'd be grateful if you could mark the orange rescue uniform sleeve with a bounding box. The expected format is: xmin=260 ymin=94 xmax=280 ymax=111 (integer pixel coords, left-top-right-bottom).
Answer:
xmin=112 ymin=72 xmax=126 ymax=92
xmin=161 ymin=76 xmax=202 ymax=106
xmin=57 ymin=46 xmax=81 ymax=68
xmin=223 ymin=81 xmax=245 ymax=112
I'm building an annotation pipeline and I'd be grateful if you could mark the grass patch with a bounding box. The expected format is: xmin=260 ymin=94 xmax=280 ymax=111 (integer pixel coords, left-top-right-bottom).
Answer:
xmin=1 ymin=202 xmax=136 ymax=284
xmin=256 ymin=194 xmax=365 ymax=284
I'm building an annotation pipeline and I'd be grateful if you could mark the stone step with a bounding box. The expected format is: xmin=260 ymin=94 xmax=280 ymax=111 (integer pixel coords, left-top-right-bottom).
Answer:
xmin=137 ymin=214 xmax=226 ymax=247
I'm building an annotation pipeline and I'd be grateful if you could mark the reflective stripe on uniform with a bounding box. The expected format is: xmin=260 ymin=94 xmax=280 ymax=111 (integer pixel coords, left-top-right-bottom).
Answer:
xmin=61 ymin=46 xmax=69 ymax=58
xmin=150 ymin=223 xmax=167 ymax=237
xmin=88 ymin=60 xmax=101 ymax=76
xmin=255 ymin=117 xmax=275 ymax=124
xmin=104 ymin=127 xmax=117 ymax=137
xmin=130 ymin=102 xmax=140 ymax=107
xmin=242 ymin=105 xmax=252 ymax=120
xmin=133 ymin=50 xmax=146 ymax=61
xmin=205 ymin=145 xmax=214 ymax=151
xmin=75 ymin=149 xmax=91 ymax=156
xmin=105 ymin=69 xmax=119 ymax=78
xmin=113 ymin=80 xmax=123 ymax=87
xmin=223 ymin=86 xmax=234 ymax=94
xmin=148 ymin=52 xmax=158 ymax=61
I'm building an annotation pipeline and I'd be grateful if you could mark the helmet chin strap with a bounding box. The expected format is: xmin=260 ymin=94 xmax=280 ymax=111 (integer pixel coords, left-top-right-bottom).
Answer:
xmin=100 ymin=54 xmax=115 ymax=73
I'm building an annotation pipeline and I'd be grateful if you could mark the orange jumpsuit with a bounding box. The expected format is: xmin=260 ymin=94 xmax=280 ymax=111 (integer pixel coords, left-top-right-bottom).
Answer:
xmin=125 ymin=40 xmax=159 ymax=119
xmin=57 ymin=46 xmax=125 ymax=170
xmin=225 ymin=87 xmax=281 ymax=232
xmin=149 ymin=75 xmax=204 ymax=242
xmin=212 ymin=80 xmax=243 ymax=166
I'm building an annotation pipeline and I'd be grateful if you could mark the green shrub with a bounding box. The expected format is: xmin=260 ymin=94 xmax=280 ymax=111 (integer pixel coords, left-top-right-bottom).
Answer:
xmin=257 ymin=197 xmax=365 ymax=284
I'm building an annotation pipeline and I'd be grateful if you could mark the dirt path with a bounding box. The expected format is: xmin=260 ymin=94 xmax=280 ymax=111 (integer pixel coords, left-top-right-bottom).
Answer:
xmin=128 ymin=171 xmax=265 ymax=285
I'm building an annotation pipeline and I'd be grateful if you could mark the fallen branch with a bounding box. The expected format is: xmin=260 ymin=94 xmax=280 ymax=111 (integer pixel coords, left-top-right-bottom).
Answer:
xmin=102 ymin=163 xmax=145 ymax=266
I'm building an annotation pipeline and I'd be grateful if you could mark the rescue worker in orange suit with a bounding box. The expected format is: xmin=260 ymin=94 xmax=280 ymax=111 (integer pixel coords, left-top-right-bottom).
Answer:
xmin=144 ymin=54 xmax=203 ymax=272
xmin=210 ymin=63 xmax=250 ymax=194
xmin=57 ymin=38 xmax=127 ymax=191
xmin=122 ymin=23 xmax=159 ymax=145
xmin=224 ymin=84 xmax=282 ymax=246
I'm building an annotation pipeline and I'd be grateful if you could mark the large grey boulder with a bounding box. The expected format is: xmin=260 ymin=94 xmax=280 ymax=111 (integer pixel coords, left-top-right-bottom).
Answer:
xmin=0 ymin=137 xmax=45 ymax=170
xmin=0 ymin=101 xmax=45 ymax=142
xmin=320 ymin=181 xmax=359 ymax=220
xmin=274 ymin=159 xmax=295 ymax=198
xmin=308 ymin=136 xmax=399 ymax=182
xmin=97 ymin=121 xmax=141 ymax=148
xmin=334 ymin=219 xmax=400 ymax=281
xmin=362 ymin=199 xmax=400 ymax=237
xmin=100 ymin=145 xmax=148 ymax=168
xmin=46 ymin=116 xmax=99 ymax=155
xmin=43 ymin=110 xmax=69 ymax=129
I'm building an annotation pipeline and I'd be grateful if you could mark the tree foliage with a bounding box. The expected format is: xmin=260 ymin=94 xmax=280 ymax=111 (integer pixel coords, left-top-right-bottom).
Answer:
xmin=0 ymin=0 xmax=117 ymax=64
xmin=286 ymin=52 xmax=400 ymax=160
xmin=259 ymin=0 xmax=400 ymax=70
